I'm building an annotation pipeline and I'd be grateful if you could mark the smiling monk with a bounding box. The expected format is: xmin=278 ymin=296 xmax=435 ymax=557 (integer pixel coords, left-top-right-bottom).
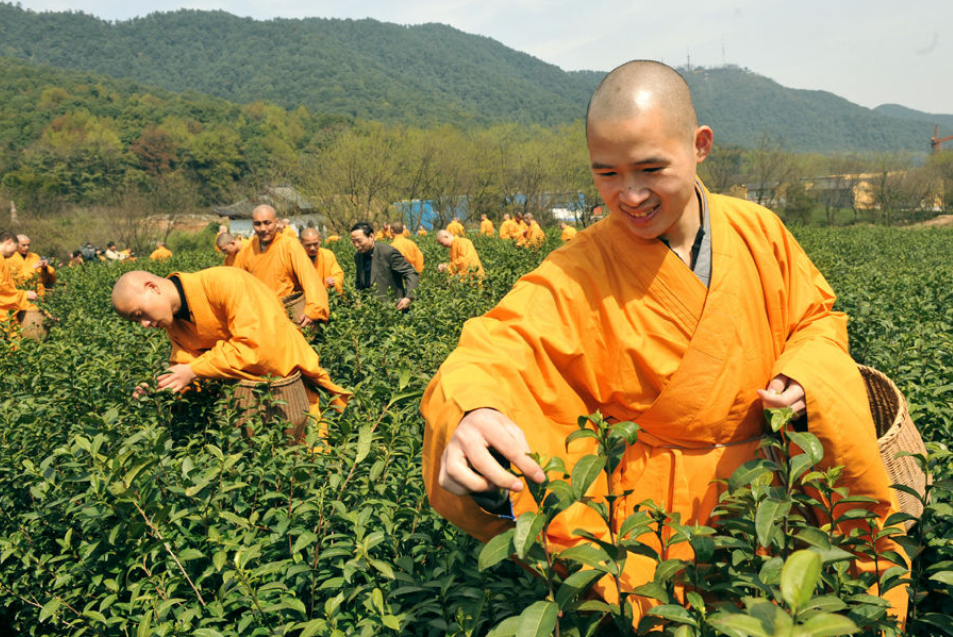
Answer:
xmin=421 ymin=60 xmax=905 ymax=623
xmin=111 ymin=268 xmax=350 ymax=438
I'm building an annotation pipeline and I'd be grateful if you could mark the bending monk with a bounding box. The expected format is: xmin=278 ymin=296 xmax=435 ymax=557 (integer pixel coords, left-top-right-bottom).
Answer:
xmin=232 ymin=205 xmax=329 ymax=328
xmin=421 ymin=60 xmax=906 ymax=623
xmin=112 ymin=268 xmax=350 ymax=441
xmin=216 ymin=233 xmax=243 ymax=267
xmin=436 ymin=230 xmax=484 ymax=281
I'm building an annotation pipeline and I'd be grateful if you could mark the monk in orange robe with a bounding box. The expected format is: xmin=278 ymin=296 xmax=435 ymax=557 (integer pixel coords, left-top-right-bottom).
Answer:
xmin=436 ymin=230 xmax=484 ymax=281
xmin=560 ymin=222 xmax=578 ymax=241
xmin=498 ymin=214 xmax=520 ymax=240
xmin=389 ymin=222 xmax=424 ymax=274
xmin=479 ymin=214 xmax=494 ymax=236
xmin=149 ymin=242 xmax=173 ymax=261
xmin=280 ymin=218 xmax=298 ymax=238
xmin=299 ymin=228 xmax=345 ymax=295
xmin=0 ymin=232 xmax=38 ymax=326
xmin=446 ymin=218 xmax=465 ymax=237
xmin=421 ymin=60 xmax=905 ymax=623
xmin=112 ymin=268 xmax=350 ymax=440
xmin=232 ymin=205 xmax=329 ymax=327
xmin=516 ymin=214 xmax=545 ymax=249
xmin=216 ymin=233 xmax=243 ymax=267
xmin=11 ymin=234 xmax=56 ymax=296
xmin=214 ymin=224 xmax=229 ymax=252
xmin=416 ymin=226 xmax=428 ymax=236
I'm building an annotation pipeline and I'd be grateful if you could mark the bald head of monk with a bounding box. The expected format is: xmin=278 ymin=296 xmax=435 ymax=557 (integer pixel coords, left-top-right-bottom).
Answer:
xmin=16 ymin=234 xmax=30 ymax=256
xmin=0 ymin=231 xmax=18 ymax=258
xmin=112 ymin=270 xmax=181 ymax=329
xmin=299 ymin=227 xmax=322 ymax=259
xmin=585 ymin=60 xmax=713 ymax=248
xmin=216 ymin=232 xmax=242 ymax=256
xmin=436 ymin=229 xmax=454 ymax=248
xmin=390 ymin=221 xmax=405 ymax=235
xmin=251 ymin=205 xmax=279 ymax=248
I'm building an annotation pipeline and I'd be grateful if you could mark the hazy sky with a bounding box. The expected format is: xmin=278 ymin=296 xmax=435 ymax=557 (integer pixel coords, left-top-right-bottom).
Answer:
xmin=14 ymin=0 xmax=953 ymax=115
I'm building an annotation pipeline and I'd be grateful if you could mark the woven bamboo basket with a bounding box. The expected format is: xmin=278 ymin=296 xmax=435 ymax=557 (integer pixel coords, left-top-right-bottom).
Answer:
xmin=233 ymin=371 xmax=310 ymax=439
xmin=858 ymin=364 xmax=928 ymax=526
xmin=17 ymin=309 xmax=47 ymax=340
xmin=282 ymin=292 xmax=305 ymax=324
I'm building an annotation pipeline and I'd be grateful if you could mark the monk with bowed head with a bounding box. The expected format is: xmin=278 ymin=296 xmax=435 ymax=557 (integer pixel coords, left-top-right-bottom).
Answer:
xmin=149 ymin=242 xmax=173 ymax=261
xmin=232 ymin=205 xmax=329 ymax=328
xmin=421 ymin=60 xmax=906 ymax=622
xmin=559 ymin=222 xmax=577 ymax=242
xmin=112 ymin=268 xmax=350 ymax=439
xmin=299 ymin=228 xmax=345 ymax=295
xmin=436 ymin=230 xmax=484 ymax=281
xmin=479 ymin=214 xmax=494 ymax=236
xmin=216 ymin=233 xmax=243 ymax=267
xmin=516 ymin=213 xmax=545 ymax=249
xmin=498 ymin=213 xmax=519 ymax=240
xmin=446 ymin=217 xmax=465 ymax=237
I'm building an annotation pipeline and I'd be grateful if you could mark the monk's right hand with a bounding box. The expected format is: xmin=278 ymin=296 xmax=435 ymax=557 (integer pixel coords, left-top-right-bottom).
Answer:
xmin=132 ymin=382 xmax=152 ymax=401
xmin=438 ymin=407 xmax=545 ymax=496
xmin=26 ymin=291 xmax=38 ymax=301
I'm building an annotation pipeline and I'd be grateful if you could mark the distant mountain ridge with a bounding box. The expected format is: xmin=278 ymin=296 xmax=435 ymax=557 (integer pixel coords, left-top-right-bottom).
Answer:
xmin=0 ymin=3 xmax=949 ymax=154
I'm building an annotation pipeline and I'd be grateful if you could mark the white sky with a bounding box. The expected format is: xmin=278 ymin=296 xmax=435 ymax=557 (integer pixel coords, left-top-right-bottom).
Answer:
xmin=15 ymin=0 xmax=953 ymax=115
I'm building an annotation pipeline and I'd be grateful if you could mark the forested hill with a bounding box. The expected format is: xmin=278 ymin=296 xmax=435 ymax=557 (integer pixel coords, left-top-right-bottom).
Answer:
xmin=0 ymin=3 xmax=948 ymax=153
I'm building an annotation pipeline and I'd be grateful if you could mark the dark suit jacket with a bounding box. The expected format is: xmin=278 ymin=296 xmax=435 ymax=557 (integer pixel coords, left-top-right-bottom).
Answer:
xmin=354 ymin=243 xmax=419 ymax=301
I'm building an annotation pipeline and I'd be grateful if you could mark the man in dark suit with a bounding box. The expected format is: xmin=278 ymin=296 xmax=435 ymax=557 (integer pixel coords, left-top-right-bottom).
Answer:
xmin=349 ymin=222 xmax=419 ymax=311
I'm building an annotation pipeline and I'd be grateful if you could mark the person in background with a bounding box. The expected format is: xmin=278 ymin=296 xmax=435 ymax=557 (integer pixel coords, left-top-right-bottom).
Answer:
xmin=150 ymin=242 xmax=173 ymax=261
xmin=560 ymin=221 xmax=578 ymax=242
xmin=299 ymin=228 xmax=345 ymax=295
xmin=446 ymin=217 xmax=465 ymax=237
xmin=479 ymin=214 xmax=494 ymax=236
xmin=436 ymin=230 xmax=484 ymax=282
xmin=0 ymin=231 xmax=38 ymax=328
xmin=350 ymin=222 xmax=418 ymax=311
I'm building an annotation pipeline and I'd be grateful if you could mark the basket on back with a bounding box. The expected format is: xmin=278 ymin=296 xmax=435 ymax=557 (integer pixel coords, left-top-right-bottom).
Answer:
xmin=233 ymin=371 xmax=310 ymax=441
xmin=17 ymin=309 xmax=48 ymax=340
xmin=282 ymin=292 xmax=305 ymax=325
xmin=858 ymin=364 xmax=928 ymax=527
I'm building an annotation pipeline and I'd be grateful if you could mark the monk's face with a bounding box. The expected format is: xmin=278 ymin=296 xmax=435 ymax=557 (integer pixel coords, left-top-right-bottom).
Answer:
xmin=252 ymin=211 xmax=278 ymax=245
xmin=350 ymin=229 xmax=375 ymax=253
xmin=437 ymin=234 xmax=453 ymax=249
xmin=222 ymin=240 xmax=241 ymax=256
xmin=17 ymin=238 xmax=29 ymax=256
xmin=115 ymin=284 xmax=174 ymax=330
xmin=588 ymin=106 xmax=709 ymax=243
xmin=300 ymin=234 xmax=321 ymax=258
xmin=0 ymin=239 xmax=17 ymax=258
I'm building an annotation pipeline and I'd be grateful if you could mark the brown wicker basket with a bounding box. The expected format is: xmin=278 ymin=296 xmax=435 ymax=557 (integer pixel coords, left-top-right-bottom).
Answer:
xmin=233 ymin=371 xmax=310 ymax=439
xmin=858 ymin=364 xmax=928 ymax=526
xmin=17 ymin=309 xmax=47 ymax=340
xmin=282 ymin=292 xmax=305 ymax=324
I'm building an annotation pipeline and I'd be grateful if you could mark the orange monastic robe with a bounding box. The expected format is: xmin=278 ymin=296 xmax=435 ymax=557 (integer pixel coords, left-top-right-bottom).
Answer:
xmin=282 ymin=226 xmax=298 ymax=239
xmin=517 ymin=222 xmax=545 ymax=248
xmin=446 ymin=237 xmax=484 ymax=280
xmin=417 ymin=228 xmax=428 ymax=236
xmin=150 ymin=246 xmax=173 ymax=261
xmin=422 ymin=185 xmax=904 ymax=620
xmin=561 ymin=225 xmax=578 ymax=242
xmin=401 ymin=228 xmax=411 ymax=237
xmin=13 ymin=252 xmax=56 ymax=295
xmin=480 ymin=219 xmax=494 ymax=236
xmin=499 ymin=219 xmax=520 ymax=240
xmin=233 ymin=232 xmax=329 ymax=323
xmin=391 ymin=235 xmax=425 ymax=274
xmin=165 ymin=268 xmax=349 ymax=423
xmin=0 ymin=255 xmax=35 ymax=321
xmin=311 ymin=248 xmax=345 ymax=295
xmin=446 ymin=221 xmax=465 ymax=237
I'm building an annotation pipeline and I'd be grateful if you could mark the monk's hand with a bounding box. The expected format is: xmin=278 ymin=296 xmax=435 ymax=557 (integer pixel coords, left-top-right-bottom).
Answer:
xmin=757 ymin=373 xmax=806 ymax=416
xmin=324 ymin=276 xmax=337 ymax=287
xmin=132 ymin=382 xmax=152 ymax=401
xmin=439 ymin=407 xmax=546 ymax=496
xmin=395 ymin=297 xmax=411 ymax=311
xmin=438 ymin=263 xmax=448 ymax=273
xmin=157 ymin=363 xmax=197 ymax=393
xmin=26 ymin=291 xmax=38 ymax=301
xmin=297 ymin=315 xmax=314 ymax=328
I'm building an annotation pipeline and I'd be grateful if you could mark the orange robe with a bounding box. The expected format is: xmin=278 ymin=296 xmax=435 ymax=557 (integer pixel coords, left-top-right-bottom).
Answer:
xmin=446 ymin=221 xmax=465 ymax=237
xmin=401 ymin=228 xmax=411 ymax=237
xmin=417 ymin=229 xmax=428 ymax=236
xmin=165 ymin=268 xmax=349 ymax=424
xmin=0 ymin=255 xmax=35 ymax=321
xmin=391 ymin=235 xmax=425 ymax=274
xmin=282 ymin=226 xmax=298 ymax=239
xmin=311 ymin=248 xmax=345 ymax=295
xmin=446 ymin=237 xmax=484 ymax=280
xmin=499 ymin=219 xmax=520 ymax=240
xmin=232 ymin=232 xmax=329 ymax=323
xmin=517 ymin=222 xmax=545 ymax=248
xmin=480 ymin=219 xmax=494 ymax=236
xmin=326 ymin=235 xmax=341 ymax=243
xmin=560 ymin=225 xmax=578 ymax=241
xmin=12 ymin=252 xmax=56 ymax=296
xmin=422 ymin=184 xmax=904 ymax=620
xmin=150 ymin=246 xmax=173 ymax=261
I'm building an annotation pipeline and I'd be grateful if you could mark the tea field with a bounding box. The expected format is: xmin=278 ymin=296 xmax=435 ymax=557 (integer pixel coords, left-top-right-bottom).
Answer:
xmin=1 ymin=226 xmax=953 ymax=636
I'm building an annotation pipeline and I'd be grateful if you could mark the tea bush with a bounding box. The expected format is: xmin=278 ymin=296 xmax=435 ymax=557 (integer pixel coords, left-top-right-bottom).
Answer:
xmin=0 ymin=227 xmax=951 ymax=636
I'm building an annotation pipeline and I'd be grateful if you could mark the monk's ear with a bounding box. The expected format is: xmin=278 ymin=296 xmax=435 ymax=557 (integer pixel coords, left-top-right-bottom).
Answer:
xmin=693 ymin=126 xmax=714 ymax=164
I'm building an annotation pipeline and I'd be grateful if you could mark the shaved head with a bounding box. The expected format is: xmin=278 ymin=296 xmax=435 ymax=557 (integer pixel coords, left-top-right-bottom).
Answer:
xmin=436 ymin=229 xmax=454 ymax=247
xmin=112 ymin=271 xmax=179 ymax=328
xmin=252 ymin=205 xmax=279 ymax=247
xmin=216 ymin=232 xmax=235 ymax=249
xmin=587 ymin=60 xmax=697 ymax=143
xmin=300 ymin=227 xmax=320 ymax=241
xmin=390 ymin=221 xmax=405 ymax=235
